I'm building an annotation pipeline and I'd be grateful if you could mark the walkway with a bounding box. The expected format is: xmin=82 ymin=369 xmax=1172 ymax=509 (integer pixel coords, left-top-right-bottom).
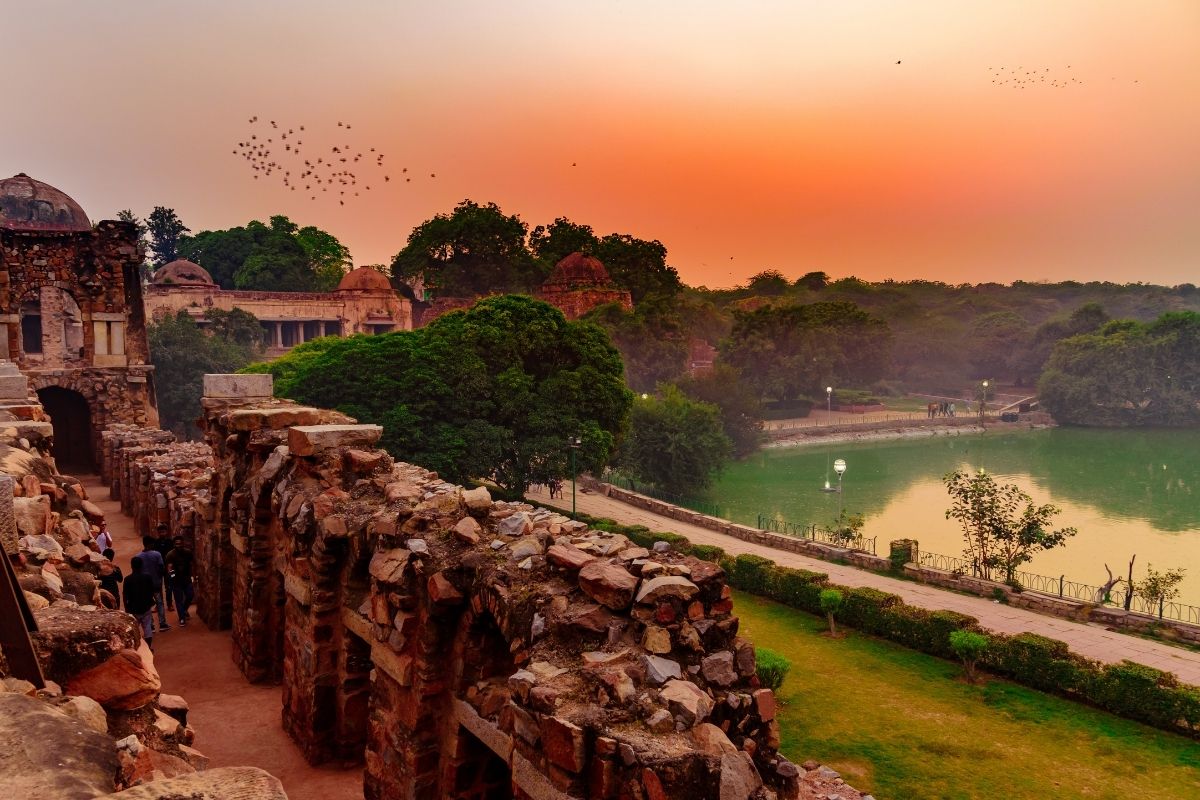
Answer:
xmin=527 ymin=485 xmax=1200 ymax=685
xmin=81 ymin=475 xmax=362 ymax=800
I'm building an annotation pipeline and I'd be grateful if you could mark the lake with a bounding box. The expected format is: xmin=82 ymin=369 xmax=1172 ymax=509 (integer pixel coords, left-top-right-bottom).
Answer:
xmin=703 ymin=428 xmax=1200 ymax=604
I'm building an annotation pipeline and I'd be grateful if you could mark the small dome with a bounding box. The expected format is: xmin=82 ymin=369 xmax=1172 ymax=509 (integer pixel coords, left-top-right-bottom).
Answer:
xmin=0 ymin=174 xmax=91 ymax=232
xmin=545 ymin=252 xmax=614 ymax=288
xmin=337 ymin=266 xmax=393 ymax=293
xmin=152 ymin=259 xmax=216 ymax=286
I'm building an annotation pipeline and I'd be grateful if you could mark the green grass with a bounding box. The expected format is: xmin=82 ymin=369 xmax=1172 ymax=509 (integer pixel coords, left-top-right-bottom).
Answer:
xmin=733 ymin=590 xmax=1200 ymax=800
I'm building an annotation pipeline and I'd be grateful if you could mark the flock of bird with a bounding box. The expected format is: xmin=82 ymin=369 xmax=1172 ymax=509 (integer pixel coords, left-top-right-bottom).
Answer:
xmin=232 ymin=117 xmax=434 ymax=205
xmin=987 ymin=65 xmax=1137 ymax=89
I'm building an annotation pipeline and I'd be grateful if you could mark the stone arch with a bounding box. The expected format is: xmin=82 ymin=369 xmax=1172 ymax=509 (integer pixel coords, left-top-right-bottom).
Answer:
xmin=36 ymin=386 xmax=93 ymax=472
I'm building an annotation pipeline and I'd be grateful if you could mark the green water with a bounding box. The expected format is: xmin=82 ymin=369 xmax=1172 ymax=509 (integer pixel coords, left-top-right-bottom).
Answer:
xmin=704 ymin=428 xmax=1200 ymax=602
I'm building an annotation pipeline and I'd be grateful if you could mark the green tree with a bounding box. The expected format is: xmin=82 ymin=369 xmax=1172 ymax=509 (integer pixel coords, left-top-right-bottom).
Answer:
xmin=529 ymin=217 xmax=598 ymax=265
xmin=720 ymin=301 xmax=892 ymax=402
xmin=585 ymin=295 xmax=689 ymax=393
xmin=675 ymin=364 xmax=763 ymax=457
xmin=619 ymin=386 xmax=731 ymax=496
xmin=1017 ymin=303 xmax=1110 ymax=381
xmin=591 ymin=233 xmax=682 ymax=302
xmin=149 ymin=310 xmax=264 ymax=436
xmin=244 ymin=295 xmax=631 ymax=493
xmin=819 ymin=588 xmax=843 ymax=635
xmin=747 ymin=270 xmax=790 ymax=296
xmin=1039 ymin=312 xmax=1200 ymax=427
xmin=177 ymin=216 xmax=352 ymax=292
xmin=968 ymin=311 xmax=1028 ymax=382
xmin=943 ymin=469 xmax=1077 ymax=583
xmin=795 ymin=271 xmax=830 ymax=291
xmin=205 ymin=308 xmax=266 ymax=351
xmin=146 ymin=207 xmax=190 ymax=267
xmin=1134 ymin=564 xmax=1186 ymax=618
xmin=390 ymin=200 xmax=541 ymax=297
xmin=948 ymin=630 xmax=989 ymax=683
xmin=755 ymin=648 xmax=791 ymax=690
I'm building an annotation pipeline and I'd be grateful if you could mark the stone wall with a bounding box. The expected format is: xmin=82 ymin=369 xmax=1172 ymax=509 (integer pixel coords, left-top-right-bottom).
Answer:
xmin=99 ymin=375 xmax=877 ymax=800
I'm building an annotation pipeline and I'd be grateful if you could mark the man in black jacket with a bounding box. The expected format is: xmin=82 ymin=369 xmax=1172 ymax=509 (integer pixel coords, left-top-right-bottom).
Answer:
xmin=124 ymin=556 xmax=157 ymax=650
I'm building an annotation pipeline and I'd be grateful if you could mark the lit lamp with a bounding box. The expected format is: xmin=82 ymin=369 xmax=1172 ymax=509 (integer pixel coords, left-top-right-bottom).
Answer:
xmin=833 ymin=458 xmax=847 ymax=516
xmin=826 ymin=386 xmax=833 ymax=414
xmin=980 ymin=380 xmax=989 ymax=423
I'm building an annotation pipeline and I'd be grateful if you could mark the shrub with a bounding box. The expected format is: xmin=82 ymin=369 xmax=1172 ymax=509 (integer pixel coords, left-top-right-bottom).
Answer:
xmin=949 ymin=630 xmax=989 ymax=682
xmin=756 ymin=648 xmax=792 ymax=690
xmin=819 ymin=589 xmax=844 ymax=635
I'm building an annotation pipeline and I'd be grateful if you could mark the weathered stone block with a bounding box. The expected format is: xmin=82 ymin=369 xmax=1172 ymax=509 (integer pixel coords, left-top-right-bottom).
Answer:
xmin=288 ymin=424 xmax=383 ymax=456
xmin=202 ymin=373 xmax=273 ymax=399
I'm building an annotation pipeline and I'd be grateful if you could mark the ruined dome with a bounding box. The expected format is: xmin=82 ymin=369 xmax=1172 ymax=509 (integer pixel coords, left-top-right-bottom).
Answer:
xmin=337 ymin=266 xmax=393 ymax=293
xmin=545 ymin=252 xmax=614 ymax=288
xmin=0 ymin=174 xmax=91 ymax=232
xmin=152 ymin=259 xmax=216 ymax=286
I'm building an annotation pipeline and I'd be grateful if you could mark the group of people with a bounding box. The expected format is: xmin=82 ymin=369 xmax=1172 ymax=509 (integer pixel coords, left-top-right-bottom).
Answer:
xmin=927 ymin=400 xmax=961 ymax=418
xmin=99 ymin=521 xmax=195 ymax=650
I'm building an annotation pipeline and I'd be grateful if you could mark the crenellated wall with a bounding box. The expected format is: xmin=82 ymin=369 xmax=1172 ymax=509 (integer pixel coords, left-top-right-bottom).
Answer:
xmin=100 ymin=374 xmax=846 ymax=800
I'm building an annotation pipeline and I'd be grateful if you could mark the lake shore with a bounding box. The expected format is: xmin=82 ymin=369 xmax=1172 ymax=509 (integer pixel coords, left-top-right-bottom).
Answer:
xmin=766 ymin=420 xmax=1055 ymax=449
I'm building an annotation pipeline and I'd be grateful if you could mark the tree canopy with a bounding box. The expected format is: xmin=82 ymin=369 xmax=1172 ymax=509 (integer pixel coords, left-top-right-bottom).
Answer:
xmin=146 ymin=207 xmax=190 ymax=268
xmin=719 ymin=301 xmax=892 ymax=401
xmin=390 ymin=200 xmax=542 ymax=297
xmin=620 ymin=386 xmax=731 ymax=496
xmin=244 ymin=295 xmax=632 ymax=493
xmin=1038 ymin=311 xmax=1200 ymax=427
xmin=177 ymin=215 xmax=351 ymax=291
xmin=149 ymin=309 xmax=264 ymax=437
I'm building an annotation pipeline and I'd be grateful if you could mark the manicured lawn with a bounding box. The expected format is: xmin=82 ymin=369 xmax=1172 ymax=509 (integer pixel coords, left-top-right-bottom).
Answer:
xmin=733 ymin=590 xmax=1200 ymax=800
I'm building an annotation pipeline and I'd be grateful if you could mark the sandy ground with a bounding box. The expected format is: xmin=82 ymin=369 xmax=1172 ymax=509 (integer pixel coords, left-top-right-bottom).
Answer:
xmin=82 ymin=475 xmax=363 ymax=800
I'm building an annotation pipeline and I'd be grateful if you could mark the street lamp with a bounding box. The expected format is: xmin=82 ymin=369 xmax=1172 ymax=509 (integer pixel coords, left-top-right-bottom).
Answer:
xmin=826 ymin=386 xmax=833 ymax=415
xmin=567 ymin=436 xmax=582 ymax=519
xmin=980 ymin=379 xmax=990 ymax=425
xmin=833 ymin=458 xmax=847 ymax=517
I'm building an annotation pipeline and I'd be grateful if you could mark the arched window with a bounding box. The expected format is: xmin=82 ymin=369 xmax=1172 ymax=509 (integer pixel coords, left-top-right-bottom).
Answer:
xmin=19 ymin=300 xmax=42 ymax=355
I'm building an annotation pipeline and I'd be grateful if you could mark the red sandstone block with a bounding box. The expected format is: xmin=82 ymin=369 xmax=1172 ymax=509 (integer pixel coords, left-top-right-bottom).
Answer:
xmin=540 ymin=715 xmax=586 ymax=773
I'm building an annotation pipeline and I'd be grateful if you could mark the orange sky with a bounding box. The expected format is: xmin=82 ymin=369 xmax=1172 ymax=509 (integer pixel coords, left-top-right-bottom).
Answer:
xmin=3 ymin=1 xmax=1198 ymax=287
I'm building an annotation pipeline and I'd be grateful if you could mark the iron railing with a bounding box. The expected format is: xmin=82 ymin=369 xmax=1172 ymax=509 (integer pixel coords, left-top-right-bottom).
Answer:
xmin=915 ymin=549 xmax=1200 ymax=624
xmin=755 ymin=515 xmax=877 ymax=555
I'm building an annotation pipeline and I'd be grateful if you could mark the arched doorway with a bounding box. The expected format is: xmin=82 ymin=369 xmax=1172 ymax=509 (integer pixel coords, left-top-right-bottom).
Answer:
xmin=37 ymin=386 xmax=94 ymax=472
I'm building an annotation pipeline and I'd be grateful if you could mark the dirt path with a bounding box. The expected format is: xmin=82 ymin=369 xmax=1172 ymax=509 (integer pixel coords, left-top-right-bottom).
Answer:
xmin=527 ymin=485 xmax=1200 ymax=685
xmin=81 ymin=475 xmax=362 ymax=800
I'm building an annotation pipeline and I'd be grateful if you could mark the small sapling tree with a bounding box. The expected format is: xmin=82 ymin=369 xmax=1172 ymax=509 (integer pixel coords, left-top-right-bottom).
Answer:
xmin=819 ymin=588 xmax=844 ymax=636
xmin=949 ymin=630 xmax=989 ymax=683
xmin=755 ymin=648 xmax=791 ymax=690
xmin=943 ymin=469 xmax=1077 ymax=583
xmin=1135 ymin=564 xmax=1186 ymax=619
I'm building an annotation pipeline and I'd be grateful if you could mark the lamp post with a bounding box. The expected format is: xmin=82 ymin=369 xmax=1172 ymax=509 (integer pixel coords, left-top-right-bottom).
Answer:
xmin=979 ymin=380 xmax=989 ymax=426
xmin=833 ymin=458 xmax=847 ymax=517
xmin=826 ymin=386 xmax=833 ymax=415
xmin=568 ymin=436 xmax=582 ymax=519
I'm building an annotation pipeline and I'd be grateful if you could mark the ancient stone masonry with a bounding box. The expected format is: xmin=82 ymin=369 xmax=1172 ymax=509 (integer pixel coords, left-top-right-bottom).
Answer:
xmin=97 ymin=374 xmax=870 ymax=800
xmin=1 ymin=174 xmax=159 ymax=470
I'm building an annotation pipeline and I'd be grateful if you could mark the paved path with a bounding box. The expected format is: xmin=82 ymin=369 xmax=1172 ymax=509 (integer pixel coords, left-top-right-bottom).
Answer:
xmin=528 ymin=485 xmax=1200 ymax=684
xmin=82 ymin=476 xmax=362 ymax=800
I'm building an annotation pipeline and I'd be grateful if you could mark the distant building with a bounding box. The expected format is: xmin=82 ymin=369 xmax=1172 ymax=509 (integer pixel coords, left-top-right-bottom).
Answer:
xmin=0 ymin=173 xmax=158 ymax=470
xmin=687 ymin=338 xmax=717 ymax=376
xmin=144 ymin=263 xmax=413 ymax=358
xmin=535 ymin=252 xmax=633 ymax=319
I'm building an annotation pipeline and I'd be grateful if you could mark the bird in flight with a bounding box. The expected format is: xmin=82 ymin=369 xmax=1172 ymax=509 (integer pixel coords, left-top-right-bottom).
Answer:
xmin=895 ymin=60 xmax=901 ymax=65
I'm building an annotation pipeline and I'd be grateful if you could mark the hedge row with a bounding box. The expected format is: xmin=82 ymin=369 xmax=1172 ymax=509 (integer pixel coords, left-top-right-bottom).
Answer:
xmin=543 ymin=505 xmax=1200 ymax=737
xmin=720 ymin=552 xmax=1200 ymax=737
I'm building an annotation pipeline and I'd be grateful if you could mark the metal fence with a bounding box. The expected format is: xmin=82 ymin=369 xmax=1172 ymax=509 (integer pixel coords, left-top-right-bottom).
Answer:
xmin=915 ymin=549 xmax=1200 ymax=624
xmin=755 ymin=515 xmax=877 ymax=555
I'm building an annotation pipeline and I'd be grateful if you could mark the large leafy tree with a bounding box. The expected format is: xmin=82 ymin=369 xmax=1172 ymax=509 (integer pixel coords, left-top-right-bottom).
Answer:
xmin=675 ymin=364 xmax=764 ymax=458
xmin=620 ymin=386 xmax=731 ymax=496
xmin=1016 ymin=302 xmax=1110 ymax=381
xmin=146 ymin=207 xmax=190 ymax=267
xmin=149 ymin=310 xmax=264 ymax=436
xmin=943 ymin=469 xmax=1077 ymax=583
xmin=1038 ymin=311 xmax=1200 ymax=427
xmin=390 ymin=200 xmax=542 ymax=297
xmin=584 ymin=294 xmax=689 ymax=392
xmin=529 ymin=217 xmax=598 ymax=265
xmin=178 ymin=215 xmax=350 ymax=291
xmin=245 ymin=295 xmax=632 ymax=493
xmin=720 ymin=301 xmax=892 ymax=401
xmin=591 ymin=233 xmax=682 ymax=303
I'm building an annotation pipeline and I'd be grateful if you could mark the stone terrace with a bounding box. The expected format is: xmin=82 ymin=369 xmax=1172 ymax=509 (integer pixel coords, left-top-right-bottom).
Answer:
xmin=99 ymin=374 xmax=872 ymax=800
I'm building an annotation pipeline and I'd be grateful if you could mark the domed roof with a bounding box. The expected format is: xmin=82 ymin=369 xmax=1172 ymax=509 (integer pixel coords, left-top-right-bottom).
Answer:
xmin=544 ymin=252 xmax=615 ymax=288
xmin=0 ymin=174 xmax=91 ymax=232
xmin=337 ymin=266 xmax=393 ymax=293
xmin=152 ymin=259 xmax=216 ymax=286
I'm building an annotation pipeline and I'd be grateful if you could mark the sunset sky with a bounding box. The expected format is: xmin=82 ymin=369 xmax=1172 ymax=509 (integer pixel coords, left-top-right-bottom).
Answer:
xmin=4 ymin=1 xmax=1198 ymax=287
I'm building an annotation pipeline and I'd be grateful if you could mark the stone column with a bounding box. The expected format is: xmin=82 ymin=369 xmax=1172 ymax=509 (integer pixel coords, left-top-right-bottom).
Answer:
xmin=273 ymin=322 xmax=283 ymax=349
xmin=39 ymin=286 xmax=66 ymax=363
xmin=319 ymin=321 xmax=327 ymax=337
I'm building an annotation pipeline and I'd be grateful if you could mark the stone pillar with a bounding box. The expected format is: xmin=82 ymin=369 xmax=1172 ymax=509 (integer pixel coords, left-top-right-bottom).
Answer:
xmin=39 ymin=286 xmax=66 ymax=363
xmin=273 ymin=322 xmax=283 ymax=349
xmin=0 ymin=474 xmax=17 ymax=556
xmin=319 ymin=321 xmax=327 ymax=338
xmin=890 ymin=539 xmax=918 ymax=571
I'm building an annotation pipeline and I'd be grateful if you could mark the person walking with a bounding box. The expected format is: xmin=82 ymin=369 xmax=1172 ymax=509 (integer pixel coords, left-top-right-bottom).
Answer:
xmin=124 ymin=556 xmax=157 ymax=650
xmin=136 ymin=536 xmax=170 ymax=632
xmin=98 ymin=548 xmax=123 ymax=608
xmin=166 ymin=536 xmax=195 ymax=626
xmin=153 ymin=524 xmax=175 ymax=613
xmin=94 ymin=520 xmax=113 ymax=553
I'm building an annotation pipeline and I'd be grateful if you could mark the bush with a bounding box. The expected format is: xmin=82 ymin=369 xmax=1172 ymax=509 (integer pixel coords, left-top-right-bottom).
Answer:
xmin=756 ymin=648 xmax=792 ymax=690
xmin=949 ymin=630 xmax=989 ymax=682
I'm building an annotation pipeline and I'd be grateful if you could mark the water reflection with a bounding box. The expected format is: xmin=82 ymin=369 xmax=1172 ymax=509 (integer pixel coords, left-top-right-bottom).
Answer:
xmin=711 ymin=429 xmax=1200 ymax=600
